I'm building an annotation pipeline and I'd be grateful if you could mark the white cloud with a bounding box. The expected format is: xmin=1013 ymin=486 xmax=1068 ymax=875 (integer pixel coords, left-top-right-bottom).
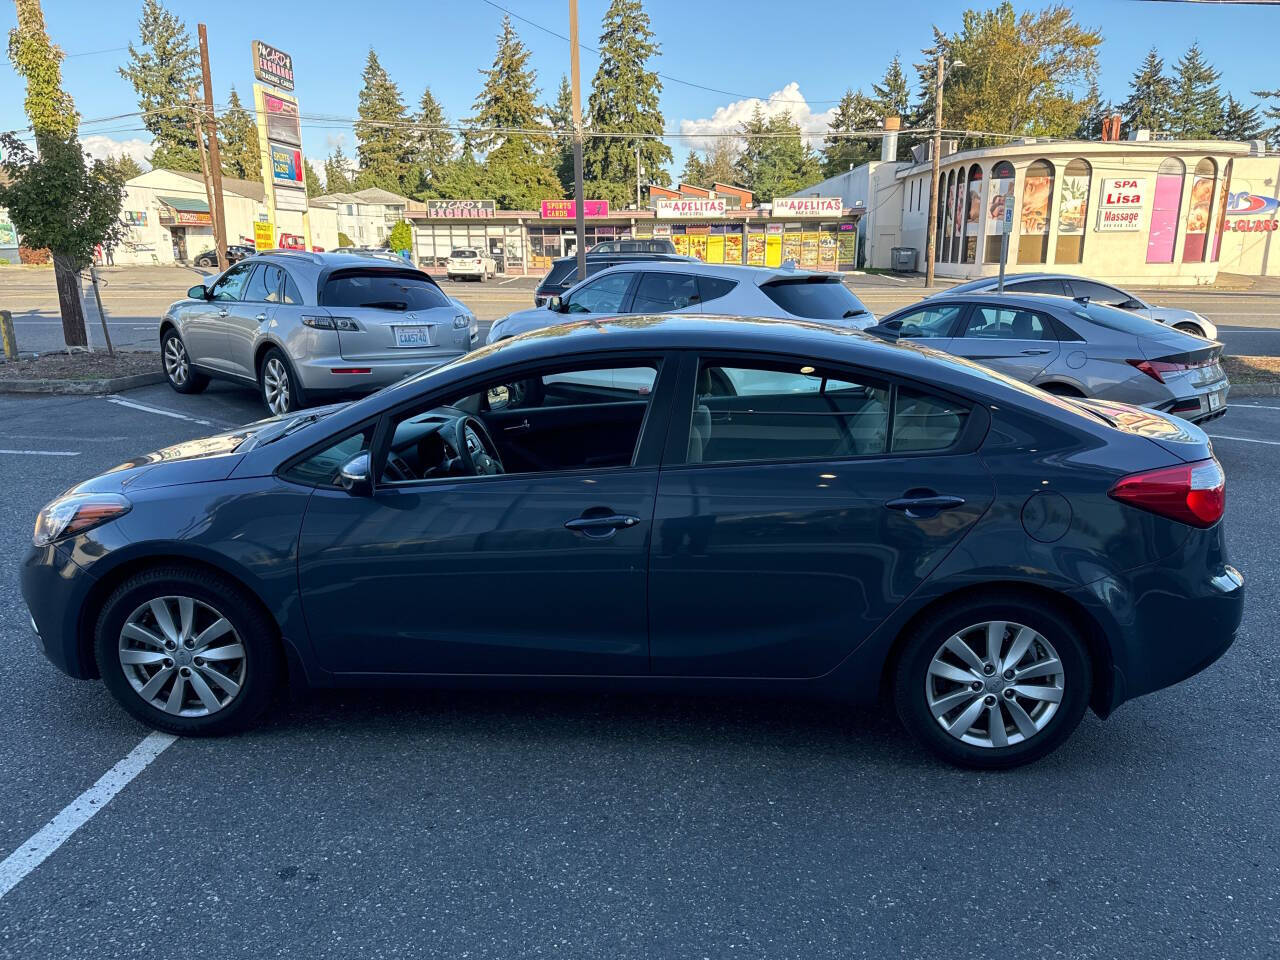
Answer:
xmin=81 ymin=134 xmax=153 ymax=169
xmin=678 ymin=82 xmax=838 ymax=151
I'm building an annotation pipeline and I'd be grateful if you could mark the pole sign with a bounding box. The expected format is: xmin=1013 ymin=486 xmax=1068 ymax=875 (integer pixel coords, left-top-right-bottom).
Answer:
xmin=655 ymin=197 xmax=726 ymax=219
xmin=264 ymin=91 xmax=301 ymax=146
xmin=1096 ymin=178 xmax=1146 ymax=232
xmin=270 ymin=142 xmax=304 ymax=189
xmin=540 ymin=199 xmax=609 ymax=219
xmin=771 ymin=196 xmax=842 ymax=218
xmin=253 ymin=220 xmax=274 ymax=251
xmin=427 ymin=200 xmax=496 ymax=219
xmin=253 ymin=41 xmax=294 ymax=91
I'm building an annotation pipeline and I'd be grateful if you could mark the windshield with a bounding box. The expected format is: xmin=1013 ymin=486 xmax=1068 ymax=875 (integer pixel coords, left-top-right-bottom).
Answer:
xmin=322 ymin=270 xmax=451 ymax=311
xmin=760 ymin=277 xmax=869 ymax=320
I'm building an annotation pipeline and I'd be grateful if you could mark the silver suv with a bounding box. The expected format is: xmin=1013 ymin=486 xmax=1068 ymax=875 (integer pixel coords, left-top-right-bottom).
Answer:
xmin=160 ymin=251 xmax=479 ymax=414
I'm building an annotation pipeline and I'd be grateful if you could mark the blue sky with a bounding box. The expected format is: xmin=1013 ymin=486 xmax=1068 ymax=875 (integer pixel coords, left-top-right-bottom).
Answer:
xmin=2 ymin=0 xmax=1276 ymax=181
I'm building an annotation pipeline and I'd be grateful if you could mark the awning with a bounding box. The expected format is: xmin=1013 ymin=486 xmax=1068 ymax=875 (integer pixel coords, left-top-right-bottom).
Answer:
xmin=157 ymin=195 xmax=212 ymax=226
xmin=158 ymin=195 xmax=210 ymax=213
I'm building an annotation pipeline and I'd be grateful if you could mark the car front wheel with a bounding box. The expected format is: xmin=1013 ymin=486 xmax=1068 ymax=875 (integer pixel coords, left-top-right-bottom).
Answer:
xmin=1174 ymin=322 xmax=1205 ymax=336
xmin=894 ymin=595 xmax=1091 ymax=769
xmin=161 ymin=329 xmax=209 ymax=394
xmin=94 ymin=566 xmax=281 ymax=735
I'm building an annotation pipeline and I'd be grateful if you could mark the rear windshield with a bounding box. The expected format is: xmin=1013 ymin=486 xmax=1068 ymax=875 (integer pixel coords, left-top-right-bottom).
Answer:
xmin=541 ymin=260 xmax=577 ymax=289
xmin=1071 ymin=301 xmax=1161 ymax=336
xmin=451 ymin=249 xmax=477 ymax=258
xmin=760 ymin=277 xmax=869 ymax=320
xmin=322 ymin=270 xmax=451 ymax=311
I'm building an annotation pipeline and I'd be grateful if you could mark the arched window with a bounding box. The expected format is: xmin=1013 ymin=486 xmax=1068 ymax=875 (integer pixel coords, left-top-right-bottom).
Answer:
xmin=1054 ymin=159 xmax=1091 ymax=264
xmin=985 ymin=161 xmax=1015 ymax=263
xmin=1147 ymin=157 xmax=1184 ymax=264
xmin=934 ymin=172 xmax=946 ymax=262
xmin=1212 ymin=158 xmax=1232 ymax=262
xmin=1183 ymin=157 xmax=1217 ymax=263
xmin=965 ymin=164 xmax=983 ymax=263
xmin=1018 ymin=160 xmax=1054 ymax=265
xmin=950 ymin=167 xmax=967 ymax=262
xmin=942 ymin=169 xmax=956 ymax=262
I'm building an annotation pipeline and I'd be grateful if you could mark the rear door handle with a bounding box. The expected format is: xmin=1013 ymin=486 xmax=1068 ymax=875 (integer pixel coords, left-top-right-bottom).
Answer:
xmin=564 ymin=514 xmax=641 ymax=538
xmin=885 ymin=494 xmax=966 ymax=519
xmin=1020 ymin=348 xmax=1051 ymax=355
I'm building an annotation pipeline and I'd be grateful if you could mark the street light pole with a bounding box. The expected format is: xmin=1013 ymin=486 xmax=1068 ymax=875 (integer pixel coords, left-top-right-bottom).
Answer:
xmin=924 ymin=46 xmax=944 ymax=289
xmin=568 ymin=0 xmax=587 ymax=280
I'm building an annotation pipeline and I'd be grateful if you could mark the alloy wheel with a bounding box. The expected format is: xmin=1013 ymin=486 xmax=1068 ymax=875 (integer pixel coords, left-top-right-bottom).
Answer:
xmin=924 ymin=620 xmax=1064 ymax=749
xmin=118 ymin=595 xmax=246 ymax=717
xmin=163 ymin=336 xmax=189 ymax=387
xmin=263 ymin=357 xmax=291 ymax=415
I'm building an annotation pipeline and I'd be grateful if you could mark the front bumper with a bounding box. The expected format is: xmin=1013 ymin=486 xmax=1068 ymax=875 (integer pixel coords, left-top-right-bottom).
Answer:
xmin=21 ymin=543 xmax=99 ymax=679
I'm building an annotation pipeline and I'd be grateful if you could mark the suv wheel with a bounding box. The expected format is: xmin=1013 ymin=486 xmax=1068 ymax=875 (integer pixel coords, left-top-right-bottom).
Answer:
xmin=259 ymin=346 xmax=304 ymax=416
xmin=161 ymin=329 xmax=209 ymax=394
xmin=894 ymin=594 xmax=1091 ymax=769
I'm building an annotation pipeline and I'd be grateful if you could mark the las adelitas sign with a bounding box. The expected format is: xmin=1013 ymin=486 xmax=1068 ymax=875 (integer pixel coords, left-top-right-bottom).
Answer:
xmin=773 ymin=197 xmax=843 ymax=217
xmin=656 ymin=198 xmax=726 ymax=218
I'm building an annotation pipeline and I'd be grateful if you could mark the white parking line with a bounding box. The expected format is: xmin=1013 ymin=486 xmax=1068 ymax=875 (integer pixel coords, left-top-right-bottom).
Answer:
xmin=0 ymin=732 xmax=177 ymax=899
xmin=102 ymin=395 xmax=217 ymax=427
xmin=1209 ymin=434 xmax=1280 ymax=446
xmin=0 ymin=448 xmax=81 ymax=457
xmin=1229 ymin=404 xmax=1280 ymax=411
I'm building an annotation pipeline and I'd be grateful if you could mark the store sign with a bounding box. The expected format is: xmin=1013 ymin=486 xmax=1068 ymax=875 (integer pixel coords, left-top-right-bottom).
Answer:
xmin=772 ymin=196 xmax=842 ymax=218
xmin=1096 ymin=178 xmax=1146 ymax=232
xmin=264 ymin=92 xmax=301 ymax=146
xmin=540 ymin=199 xmax=609 ymax=219
xmin=253 ymin=220 xmax=275 ymax=251
xmin=428 ymin=200 xmax=496 ymax=219
xmin=159 ymin=208 xmax=211 ymax=227
xmin=656 ymin=197 xmax=725 ymax=218
xmin=121 ymin=211 xmax=147 ymax=227
xmin=1225 ymin=191 xmax=1280 ymax=232
xmin=270 ymin=142 xmax=304 ymax=189
xmin=0 ymin=221 xmax=16 ymax=248
xmin=253 ymin=41 xmax=294 ymax=91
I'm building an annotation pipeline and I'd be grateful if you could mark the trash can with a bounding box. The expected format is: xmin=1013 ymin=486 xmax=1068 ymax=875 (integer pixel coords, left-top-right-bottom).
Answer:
xmin=891 ymin=247 xmax=917 ymax=272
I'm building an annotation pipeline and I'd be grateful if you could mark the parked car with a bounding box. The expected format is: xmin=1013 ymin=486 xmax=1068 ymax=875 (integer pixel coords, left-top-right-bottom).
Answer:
xmin=445 ymin=247 xmax=497 ymax=282
xmin=490 ymin=262 xmax=875 ymax=344
xmin=868 ymin=292 xmax=1229 ymax=422
xmin=160 ymin=251 xmax=479 ymax=415
xmin=534 ymin=251 xmax=693 ymax=307
xmin=193 ymin=244 xmax=254 ymax=268
xmin=21 ymin=315 xmax=1243 ymax=767
xmin=588 ymin=238 xmax=678 ymax=254
xmin=932 ymin=273 xmax=1217 ymax=340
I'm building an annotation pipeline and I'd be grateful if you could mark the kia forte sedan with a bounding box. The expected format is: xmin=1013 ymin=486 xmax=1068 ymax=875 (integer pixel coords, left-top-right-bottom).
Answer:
xmin=21 ymin=316 xmax=1243 ymax=768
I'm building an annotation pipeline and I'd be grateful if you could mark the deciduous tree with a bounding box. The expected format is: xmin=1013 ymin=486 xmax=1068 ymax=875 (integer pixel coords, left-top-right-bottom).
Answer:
xmin=118 ymin=0 xmax=200 ymax=171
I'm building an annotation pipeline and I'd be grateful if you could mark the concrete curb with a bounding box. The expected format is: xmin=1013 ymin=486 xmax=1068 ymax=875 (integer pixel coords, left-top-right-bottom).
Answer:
xmin=0 ymin=371 xmax=164 ymax=395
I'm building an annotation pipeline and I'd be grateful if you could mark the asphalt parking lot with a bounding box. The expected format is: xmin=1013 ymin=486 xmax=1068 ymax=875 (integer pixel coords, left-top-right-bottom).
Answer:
xmin=0 ymin=382 xmax=1277 ymax=958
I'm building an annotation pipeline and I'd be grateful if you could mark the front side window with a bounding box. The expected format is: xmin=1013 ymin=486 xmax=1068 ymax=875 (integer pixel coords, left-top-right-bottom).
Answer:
xmin=285 ymin=427 xmax=373 ymax=487
xmin=688 ymin=360 xmax=890 ymax=464
xmin=891 ymin=303 xmax=965 ymax=339
xmin=564 ymin=272 xmax=633 ymax=314
xmin=322 ymin=270 xmax=451 ymax=311
xmin=962 ymin=306 xmax=1053 ymax=341
xmin=629 ymin=272 xmax=700 ymax=312
xmin=209 ymin=263 xmax=253 ymax=301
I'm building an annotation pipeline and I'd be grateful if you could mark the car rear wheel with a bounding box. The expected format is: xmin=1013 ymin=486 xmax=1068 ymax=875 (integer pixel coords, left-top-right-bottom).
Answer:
xmin=258 ymin=346 xmax=303 ymax=416
xmin=94 ymin=566 xmax=281 ymax=735
xmin=894 ymin=595 xmax=1091 ymax=769
xmin=161 ymin=329 xmax=209 ymax=394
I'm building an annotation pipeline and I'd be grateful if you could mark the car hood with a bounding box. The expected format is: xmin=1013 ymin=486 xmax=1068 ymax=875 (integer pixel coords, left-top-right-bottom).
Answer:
xmin=492 ymin=305 xmax=563 ymax=335
xmin=1148 ymin=305 xmax=1201 ymax=323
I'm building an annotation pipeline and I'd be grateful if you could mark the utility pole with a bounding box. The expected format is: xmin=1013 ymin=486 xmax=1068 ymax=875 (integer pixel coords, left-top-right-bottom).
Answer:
xmin=569 ymin=0 xmax=587 ymax=280
xmin=189 ymin=85 xmax=216 ymax=264
xmin=924 ymin=45 xmax=944 ymax=289
xmin=198 ymin=23 xmax=229 ymax=270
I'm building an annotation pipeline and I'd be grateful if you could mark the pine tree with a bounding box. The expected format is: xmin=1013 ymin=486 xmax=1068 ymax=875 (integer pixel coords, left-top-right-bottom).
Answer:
xmin=218 ymin=87 xmax=261 ymax=181
xmin=582 ymin=0 xmax=673 ymax=207
xmin=469 ymin=15 xmax=559 ymax=208
xmin=872 ymin=56 xmax=912 ymax=119
xmin=1170 ymin=43 xmax=1222 ymax=139
xmin=546 ymin=74 xmax=575 ymax=196
xmin=909 ymin=27 xmax=950 ymax=132
xmin=1254 ymin=88 xmax=1280 ymax=148
xmin=734 ymin=107 xmax=819 ymax=201
xmin=105 ymin=154 xmax=144 ymax=181
xmin=821 ymin=88 xmax=879 ymax=177
xmin=324 ymin=143 xmax=354 ymax=194
xmin=413 ymin=86 xmax=455 ymax=198
xmin=119 ymin=0 xmax=200 ymax=171
xmin=1075 ymin=78 xmax=1111 ymax=140
xmin=680 ymin=150 xmax=708 ymax=186
xmin=353 ymin=49 xmax=415 ymax=195
xmin=1122 ymin=48 xmax=1171 ymax=137
xmin=303 ymin=156 xmax=323 ymax=196
xmin=1216 ymin=94 xmax=1261 ymax=141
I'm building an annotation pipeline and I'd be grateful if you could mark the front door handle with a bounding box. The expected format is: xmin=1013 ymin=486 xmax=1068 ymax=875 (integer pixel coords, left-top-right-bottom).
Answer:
xmin=1020 ymin=348 xmax=1051 ymax=355
xmin=885 ymin=494 xmax=966 ymax=519
xmin=216 ymin=308 xmax=229 ymax=317
xmin=564 ymin=513 xmax=641 ymax=538
xmin=255 ymin=312 xmax=267 ymax=322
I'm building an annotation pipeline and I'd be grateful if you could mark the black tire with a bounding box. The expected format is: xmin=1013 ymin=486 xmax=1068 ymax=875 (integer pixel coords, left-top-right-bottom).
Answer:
xmin=893 ymin=594 xmax=1091 ymax=769
xmin=257 ymin=346 xmax=305 ymax=416
xmin=1174 ymin=322 xmax=1204 ymax=336
xmin=160 ymin=328 xmax=209 ymax=394
xmin=1040 ymin=382 xmax=1084 ymax=398
xmin=94 ymin=565 xmax=281 ymax=736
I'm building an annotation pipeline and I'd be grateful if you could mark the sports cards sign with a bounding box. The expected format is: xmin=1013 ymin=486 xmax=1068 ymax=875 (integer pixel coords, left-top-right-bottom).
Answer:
xmin=1096 ymin=178 xmax=1147 ymax=232
xmin=270 ymin=142 xmax=304 ymax=189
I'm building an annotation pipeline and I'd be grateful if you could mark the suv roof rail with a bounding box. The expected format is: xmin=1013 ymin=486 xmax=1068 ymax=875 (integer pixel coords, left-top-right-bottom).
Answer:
xmin=253 ymin=248 xmax=326 ymax=265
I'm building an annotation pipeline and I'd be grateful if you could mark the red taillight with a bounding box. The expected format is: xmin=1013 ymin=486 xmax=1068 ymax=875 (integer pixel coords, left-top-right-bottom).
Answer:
xmin=1109 ymin=458 xmax=1225 ymax=528
xmin=1127 ymin=359 xmax=1187 ymax=384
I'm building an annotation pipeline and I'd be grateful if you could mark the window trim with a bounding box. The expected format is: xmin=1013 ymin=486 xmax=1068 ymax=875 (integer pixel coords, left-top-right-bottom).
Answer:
xmin=661 ymin=349 xmax=989 ymax=470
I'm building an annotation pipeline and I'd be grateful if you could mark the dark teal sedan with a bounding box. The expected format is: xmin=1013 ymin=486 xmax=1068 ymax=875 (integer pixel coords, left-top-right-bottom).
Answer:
xmin=20 ymin=316 xmax=1243 ymax=768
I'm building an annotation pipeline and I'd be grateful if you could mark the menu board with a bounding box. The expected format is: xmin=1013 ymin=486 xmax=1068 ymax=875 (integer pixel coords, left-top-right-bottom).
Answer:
xmin=747 ymin=233 xmax=766 ymax=265
xmin=724 ymin=234 xmax=743 ymax=264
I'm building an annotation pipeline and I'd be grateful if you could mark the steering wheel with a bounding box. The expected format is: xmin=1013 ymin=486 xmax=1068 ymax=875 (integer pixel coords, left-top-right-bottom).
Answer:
xmin=447 ymin=415 xmax=505 ymax=476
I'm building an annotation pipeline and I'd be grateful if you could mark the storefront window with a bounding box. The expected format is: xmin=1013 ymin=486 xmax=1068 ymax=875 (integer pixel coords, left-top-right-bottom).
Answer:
xmin=964 ymin=164 xmax=982 ymax=263
xmin=1054 ymin=158 xmax=1091 ymax=265
xmin=1182 ymin=158 xmax=1217 ymax=263
xmin=984 ymin=161 xmax=1015 ymax=264
xmin=1211 ymin=158 xmax=1232 ymax=262
xmin=1018 ymin=159 xmax=1054 ymax=265
xmin=1147 ymin=157 xmax=1184 ymax=264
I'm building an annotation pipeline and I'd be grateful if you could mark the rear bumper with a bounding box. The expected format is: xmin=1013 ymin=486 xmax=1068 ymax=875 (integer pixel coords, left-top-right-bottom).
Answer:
xmin=293 ymin=348 xmax=470 ymax=394
xmin=1156 ymin=378 xmax=1230 ymax=423
xmin=1070 ymin=523 xmax=1243 ymax=714
xmin=447 ymin=264 xmax=485 ymax=276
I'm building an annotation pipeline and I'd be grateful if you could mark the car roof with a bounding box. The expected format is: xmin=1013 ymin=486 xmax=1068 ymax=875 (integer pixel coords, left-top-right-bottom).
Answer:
xmin=905 ymin=291 xmax=1085 ymax=313
xmin=244 ymin=250 xmax=420 ymax=273
xmin=550 ymin=251 xmax=691 ymax=264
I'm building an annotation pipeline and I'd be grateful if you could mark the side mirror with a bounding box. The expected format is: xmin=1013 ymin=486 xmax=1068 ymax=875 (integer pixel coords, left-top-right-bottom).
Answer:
xmin=338 ymin=451 xmax=373 ymax=496
xmin=187 ymin=284 xmax=209 ymax=300
xmin=548 ymin=295 xmax=563 ymax=313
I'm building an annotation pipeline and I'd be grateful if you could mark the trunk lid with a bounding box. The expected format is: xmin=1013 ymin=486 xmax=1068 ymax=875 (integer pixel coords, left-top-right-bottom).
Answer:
xmin=1067 ymin=397 xmax=1214 ymax=463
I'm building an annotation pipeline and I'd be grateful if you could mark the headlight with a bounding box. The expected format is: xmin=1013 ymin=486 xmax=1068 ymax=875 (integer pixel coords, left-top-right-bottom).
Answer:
xmin=33 ymin=493 xmax=131 ymax=547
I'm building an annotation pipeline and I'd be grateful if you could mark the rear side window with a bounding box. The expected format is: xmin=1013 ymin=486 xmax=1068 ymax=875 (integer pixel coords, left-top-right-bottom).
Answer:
xmin=1074 ymin=302 xmax=1162 ymax=335
xmin=698 ymin=276 xmax=737 ymax=305
xmin=281 ymin=271 xmax=304 ymax=305
xmin=1068 ymin=280 xmax=1129 ymax=307
xmin=760 ymin=278 xmax=869 ymax=320
xmin=892 ymin=386 xmax=971 ymax=453
xmin=1008 ymin=278 xmax=1068 ymax=296
xmin=630 ymin=272 xmax=699 ymax=312
xmin=962 ymin=307 xmax=1054 ymax=341
xmin=322 ymin=270 xmax=450 ymax=311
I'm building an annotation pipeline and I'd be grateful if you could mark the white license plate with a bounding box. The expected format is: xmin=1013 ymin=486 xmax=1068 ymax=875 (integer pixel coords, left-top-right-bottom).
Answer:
xmin=393 ymin=325 xmax=431 ymax=348
xmin=1208 ymin=390 xmax=1224 ymax=411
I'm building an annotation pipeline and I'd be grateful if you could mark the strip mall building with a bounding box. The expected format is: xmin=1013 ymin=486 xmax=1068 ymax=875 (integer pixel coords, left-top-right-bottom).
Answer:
xmin=806 ymin=127 xmax=1280 ymax=286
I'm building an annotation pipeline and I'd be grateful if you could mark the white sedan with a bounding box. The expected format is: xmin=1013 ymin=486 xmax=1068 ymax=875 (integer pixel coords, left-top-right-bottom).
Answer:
xmin=445 ymin=248 xmax=497 ymax=282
